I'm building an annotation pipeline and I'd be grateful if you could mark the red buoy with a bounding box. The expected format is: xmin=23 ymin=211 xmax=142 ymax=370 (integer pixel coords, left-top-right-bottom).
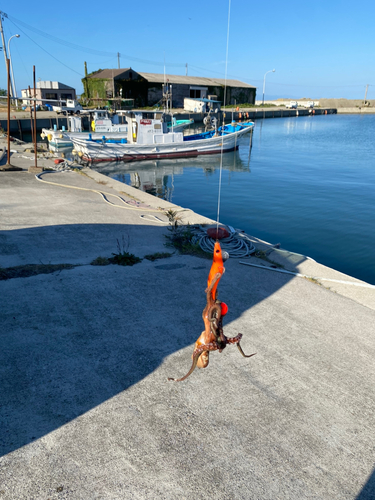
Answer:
xmin=221 ymin=302 xmax=228 ymax=316
xmin=207 ymin=227 xmax=230 ymax=240
xmin=54 ymin=159 xmax=64 ymax=164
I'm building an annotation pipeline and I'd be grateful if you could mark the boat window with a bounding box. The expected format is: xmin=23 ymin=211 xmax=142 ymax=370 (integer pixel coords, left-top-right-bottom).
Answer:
xmin=155 ymin=113 xmax=162 ymax=120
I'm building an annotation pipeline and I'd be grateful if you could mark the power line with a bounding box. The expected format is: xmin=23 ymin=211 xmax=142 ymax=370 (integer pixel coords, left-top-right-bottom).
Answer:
xmin=3 ymin=11 xmax=373 ymax=91
xmin=7 ymin=14 xmax=114 ymax=57
xmin=8 ymin=20 xmax=84 ymax=77
xmin=7 ymin=13 xmax=185 ymax=68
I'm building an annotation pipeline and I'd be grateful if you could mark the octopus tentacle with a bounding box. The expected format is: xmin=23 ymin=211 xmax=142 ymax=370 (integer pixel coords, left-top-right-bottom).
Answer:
xmin=167 ymin=350 xmax=203 ymax=382
xmin=224 ymin=333 xmax=256 ymax=357
xmin=236 ymin=342 xmax=257 ymax=358
xmin=168 ymin=342 xmax=220 ymax=382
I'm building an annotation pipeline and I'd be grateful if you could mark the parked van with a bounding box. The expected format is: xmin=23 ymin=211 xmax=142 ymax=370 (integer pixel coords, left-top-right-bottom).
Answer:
xmin=52 ymin=99 xmax=83 ymax=115
xmin=285 ymin=101 xmax=298 ymax=109
xmin=300 ymin=101 xmax=314 ymax=108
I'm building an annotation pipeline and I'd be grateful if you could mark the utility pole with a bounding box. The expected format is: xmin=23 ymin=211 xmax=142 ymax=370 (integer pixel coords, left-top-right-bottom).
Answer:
xmin=364 ymin=84 xmax=369 ymax=104
xmin=0 ymin=11 xmax=11 ymax=95
xmin=6 ymin=58 xmax=10 ymax=164
xmin=33 ymin=65 xmax=37 ymax=169
xmin=117 ymin=52 xmax=120 ymax=69
xmin=0 ymin=57 xmax=20 ymax=170
xmin=28 ymin=66 xmax=42 ymax=173
xmin=84 ymin=61 xmax=89 ymax=98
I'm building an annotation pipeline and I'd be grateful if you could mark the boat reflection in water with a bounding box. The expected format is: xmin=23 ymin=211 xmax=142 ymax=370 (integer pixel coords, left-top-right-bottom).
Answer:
xmin=92 ymin=149 xmax=252 ymax=202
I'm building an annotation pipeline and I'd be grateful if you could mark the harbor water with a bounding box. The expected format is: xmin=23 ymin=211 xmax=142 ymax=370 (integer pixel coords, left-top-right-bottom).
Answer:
xmin=92 ymin=114 xmax=375 ymax=285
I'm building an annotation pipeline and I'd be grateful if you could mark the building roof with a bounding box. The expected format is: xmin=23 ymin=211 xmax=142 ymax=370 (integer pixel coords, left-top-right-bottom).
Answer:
xmin=87 ymin=69 xmax=132 ymax=79
xmin=208 ymin=77 xmax=256 ymax=88
xmin=36 ymin=81 xmax=75 ymax=90
xmin=138 ymin=72 xmax=256 ymax=88
xmin=87 ymin=69 xmax=255 ymax=88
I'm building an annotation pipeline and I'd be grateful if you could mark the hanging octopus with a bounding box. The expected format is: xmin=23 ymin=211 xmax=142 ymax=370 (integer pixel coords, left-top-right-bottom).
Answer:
xmin=168 ymin=241 xmax=256 ymax=382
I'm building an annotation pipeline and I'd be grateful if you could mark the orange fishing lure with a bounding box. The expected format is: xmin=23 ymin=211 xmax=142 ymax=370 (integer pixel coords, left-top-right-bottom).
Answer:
xmin=168 ymin=241 xmax=255 ymax=382
xmin=207 ymin=241 xmax=225 ymax=300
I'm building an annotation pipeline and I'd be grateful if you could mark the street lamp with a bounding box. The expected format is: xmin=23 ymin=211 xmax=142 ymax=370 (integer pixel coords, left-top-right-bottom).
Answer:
xmin=262 ymin=69 xmax=275 ymax=106
xmin=7 ymin=33 xmax=20 ymax=99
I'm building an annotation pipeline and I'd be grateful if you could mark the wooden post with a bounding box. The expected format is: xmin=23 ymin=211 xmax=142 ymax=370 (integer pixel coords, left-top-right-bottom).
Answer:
xmin=7 ymin=58 xmax=10 ymax=164
xmin=28 ymin=66 xmax=43 ymax=173
xmin=33 ymin=65 xmax=37 ymax=169
xmin=17 ymin=119 xmax=23 ymax=141
xmin=0 ymin=57 xmax=21 ymax=171
xmin=28 ymin=86 xmax=34 ymax=146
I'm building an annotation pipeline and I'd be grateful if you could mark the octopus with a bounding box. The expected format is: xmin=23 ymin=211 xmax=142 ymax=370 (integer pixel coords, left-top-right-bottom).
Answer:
xmin=168 ymin=241 xmax=255 ymax=382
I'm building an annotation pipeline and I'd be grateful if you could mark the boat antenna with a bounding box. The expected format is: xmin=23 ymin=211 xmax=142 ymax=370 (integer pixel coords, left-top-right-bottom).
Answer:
xmin=216 ymin=0 xmax=231 ymax=230
xmin=163 ymin=53 xmax=166 ymax=87
xmin=163 ymin=53 xmax=167 ymax=113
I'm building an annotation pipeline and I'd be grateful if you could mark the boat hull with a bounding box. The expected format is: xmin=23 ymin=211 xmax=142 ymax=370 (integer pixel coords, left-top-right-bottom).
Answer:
xmin=72 ymin=125 xmax=253 ymax=163
xmin=41 ymin=120 xmax=193 ymax=150
xmin=79 ymin=145 xmax=238 ymax=163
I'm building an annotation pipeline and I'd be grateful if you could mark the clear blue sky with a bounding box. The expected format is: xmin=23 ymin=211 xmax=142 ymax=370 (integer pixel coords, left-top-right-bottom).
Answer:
xmin=1 ymin=0 xmax=374 ymax=100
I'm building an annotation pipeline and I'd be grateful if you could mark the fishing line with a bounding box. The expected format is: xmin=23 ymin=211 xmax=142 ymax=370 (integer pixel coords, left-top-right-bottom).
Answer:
xmin=216 ymin=0 xmax=231 ymax=230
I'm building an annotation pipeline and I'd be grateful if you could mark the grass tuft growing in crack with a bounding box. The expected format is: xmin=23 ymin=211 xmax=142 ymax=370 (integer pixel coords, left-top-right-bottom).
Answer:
xmin=91 ymin=256 xmax=110 ymax=266
xmin=163 ymin=210 xmax=210 ymax=258
xmin=144 ymin=252 xmax=173 ymax=261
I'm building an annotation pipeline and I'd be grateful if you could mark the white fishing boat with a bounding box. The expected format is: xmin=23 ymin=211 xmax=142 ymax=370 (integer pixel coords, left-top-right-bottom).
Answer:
xmin=71 ymin=110 xmax=253 ymax=163
xmin=41 ymin=110 xmax=193 ymax=150
xmin=41 ymin=110 xmax=128 ymax=149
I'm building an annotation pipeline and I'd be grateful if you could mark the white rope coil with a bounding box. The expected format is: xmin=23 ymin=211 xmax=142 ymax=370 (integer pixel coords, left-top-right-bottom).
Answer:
xmin=191 ymin=226 xmax=255 ymax=258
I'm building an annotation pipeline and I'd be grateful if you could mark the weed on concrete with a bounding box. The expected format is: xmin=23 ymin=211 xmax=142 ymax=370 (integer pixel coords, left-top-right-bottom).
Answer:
xmin=144 ymin=252 xmax=173 ymax=261
xmin=0 ymin=263 xmax=76 ymax=280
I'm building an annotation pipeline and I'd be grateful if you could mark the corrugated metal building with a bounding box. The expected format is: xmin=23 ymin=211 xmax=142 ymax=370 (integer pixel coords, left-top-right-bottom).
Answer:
xmin=82 ymin=68 xmax=256 ymax=107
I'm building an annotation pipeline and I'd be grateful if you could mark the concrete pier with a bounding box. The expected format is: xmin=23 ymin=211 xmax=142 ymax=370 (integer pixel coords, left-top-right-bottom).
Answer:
xmin=0 ymin=148 xmax=374 ymax=499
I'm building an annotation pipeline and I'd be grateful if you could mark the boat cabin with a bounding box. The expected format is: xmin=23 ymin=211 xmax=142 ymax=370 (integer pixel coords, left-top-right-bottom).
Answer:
xmin=67 ymin=110 xmax=128 ymax=133
xmin=124 ymin=111 xmax=183 ymax=145
xmin=90 ymin=110 xmax=127 ymax=133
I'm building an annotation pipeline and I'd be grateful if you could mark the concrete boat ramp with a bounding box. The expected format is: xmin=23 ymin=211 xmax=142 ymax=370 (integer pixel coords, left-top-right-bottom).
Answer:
xmin=0 ymin=149 xmax=374 ymax=499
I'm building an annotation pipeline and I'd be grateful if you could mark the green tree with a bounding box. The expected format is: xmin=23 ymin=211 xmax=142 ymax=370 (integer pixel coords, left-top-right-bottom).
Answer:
xmin=0 ymin=89 xmax=6 ymax=96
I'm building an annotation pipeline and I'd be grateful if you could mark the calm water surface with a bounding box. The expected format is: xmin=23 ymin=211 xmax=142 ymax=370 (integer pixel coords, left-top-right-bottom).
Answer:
xmin=94 ymin=114 xmax=375 ymax=285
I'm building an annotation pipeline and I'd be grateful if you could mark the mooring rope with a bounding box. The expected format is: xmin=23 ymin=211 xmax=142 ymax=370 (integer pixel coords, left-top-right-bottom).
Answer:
xmin=192 ymin=226 xmax=255 ymax=258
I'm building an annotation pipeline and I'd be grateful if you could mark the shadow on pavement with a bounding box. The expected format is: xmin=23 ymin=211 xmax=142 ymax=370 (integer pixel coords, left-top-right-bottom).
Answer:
xmin=0 ymin=222 xmax=294 ymax=457
xmin=356 ymin=468 xmax=375 ymax=500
